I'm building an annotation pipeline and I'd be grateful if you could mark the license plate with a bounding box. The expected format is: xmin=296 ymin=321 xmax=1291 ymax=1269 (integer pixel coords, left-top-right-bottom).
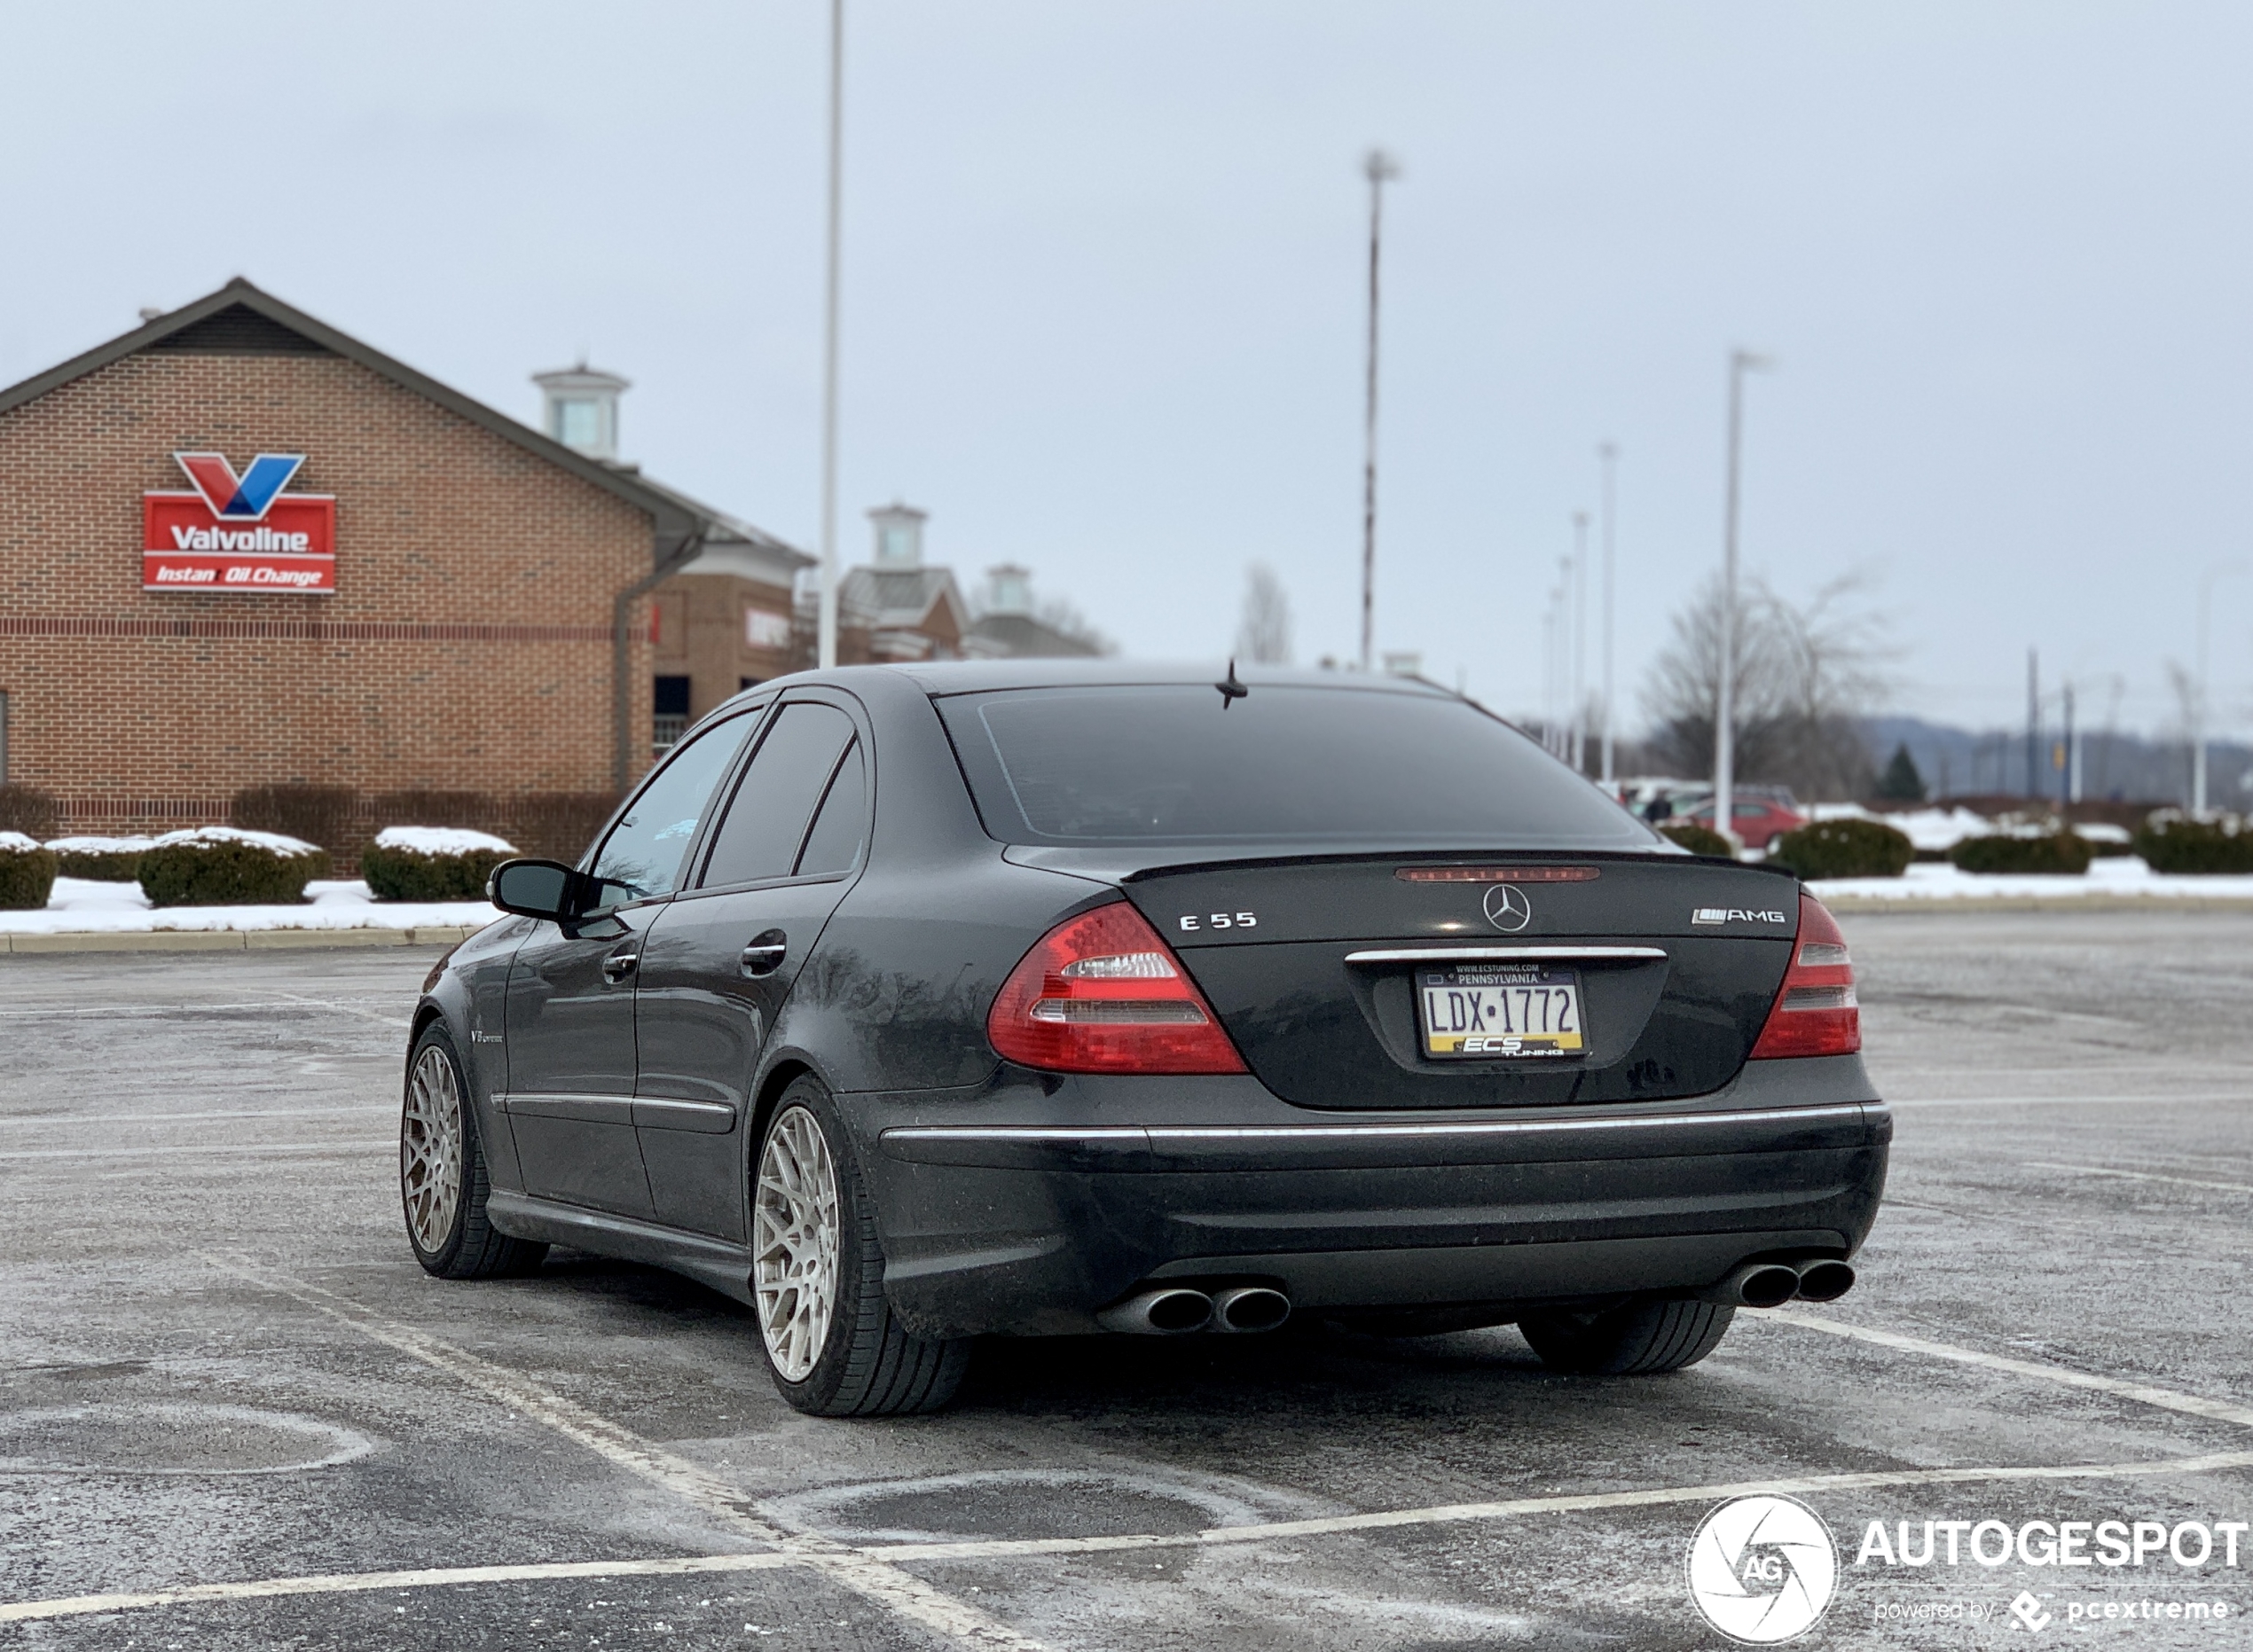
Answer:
xmin=1416 ymin=964 xmax=1586 ymax=1060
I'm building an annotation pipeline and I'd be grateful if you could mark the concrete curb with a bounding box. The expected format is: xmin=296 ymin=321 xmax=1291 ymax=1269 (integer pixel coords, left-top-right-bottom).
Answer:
xmin=1820 ymin=895 xmax=2253 ymax=915
xmin=2 ymin=926 xmax=483 ymax=954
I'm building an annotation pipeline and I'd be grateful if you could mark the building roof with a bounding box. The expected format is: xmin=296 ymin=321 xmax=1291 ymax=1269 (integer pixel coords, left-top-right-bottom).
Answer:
xmin=963 ymin=610 xmax=1107 ymax=659
xmin=0 ymin=277 xmax=807 ymax=572
xmin=838 ymin=564 xmax=971 ymax=633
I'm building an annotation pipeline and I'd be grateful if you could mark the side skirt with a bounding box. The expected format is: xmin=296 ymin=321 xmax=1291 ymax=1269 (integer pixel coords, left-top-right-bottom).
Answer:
xmin=486 ymin=1190 xmax=756 ymax=1309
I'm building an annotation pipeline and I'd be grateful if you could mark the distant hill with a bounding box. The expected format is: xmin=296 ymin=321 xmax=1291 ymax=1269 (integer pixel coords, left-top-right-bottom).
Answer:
xmin=1858 ymin=714 xmax=2251 ymax=808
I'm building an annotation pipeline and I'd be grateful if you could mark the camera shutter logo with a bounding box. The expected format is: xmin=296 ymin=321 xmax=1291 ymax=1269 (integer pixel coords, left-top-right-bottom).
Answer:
xmin=1483 ymin=883 xmax=1533 ymax=933
xmin=1685 ymin=1494 xmax=1839 ymax=1643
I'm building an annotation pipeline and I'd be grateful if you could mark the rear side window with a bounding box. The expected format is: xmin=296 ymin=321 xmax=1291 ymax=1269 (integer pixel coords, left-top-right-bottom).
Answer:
xmin=700 ymin=703 xmax=858 ymax=887
xmin=795 ymin=740 xmax=866 ymax=877
xmin=939 ymin=685 xmax=1657 ymax=849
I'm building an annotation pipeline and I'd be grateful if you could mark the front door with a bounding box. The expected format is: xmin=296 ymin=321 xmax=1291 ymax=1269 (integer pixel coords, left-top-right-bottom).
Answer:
xmin=503 ymin=708 xmax=758 ymax=1217
xmin=634 ymin=698 xmax=867 ymax=1237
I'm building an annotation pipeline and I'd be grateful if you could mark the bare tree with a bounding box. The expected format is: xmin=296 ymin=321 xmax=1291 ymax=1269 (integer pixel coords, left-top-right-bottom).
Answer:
xmin=1641 ymin=572 xmax=1893 ymax=800
xmin=1235 ymin=563 xmax=1293 ymax=665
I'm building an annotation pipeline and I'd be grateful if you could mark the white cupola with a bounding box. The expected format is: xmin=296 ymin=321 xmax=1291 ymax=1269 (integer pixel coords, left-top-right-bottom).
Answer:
xmin=534 ymin=363 xmax=630 ymax=461
xmin=869 ymin=502 xmax=927 ymax=568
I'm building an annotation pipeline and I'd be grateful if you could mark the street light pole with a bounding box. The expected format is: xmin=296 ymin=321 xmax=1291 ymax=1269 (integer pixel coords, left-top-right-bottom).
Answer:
xmin=1358 ymin=149 xmax=1400 ymax=674
xmin=1714 ymin=349 xmax=1770 ymax=851
xmin=1570 ymin=512 xmax=1589 ymax=775
xmin=1598 ymin=442 xmax=1618 ymax=788
xmin=2194 ymin=561 xmax=2247 ymax=815
xmin=815 ymin=0 xmax=845 ymax=671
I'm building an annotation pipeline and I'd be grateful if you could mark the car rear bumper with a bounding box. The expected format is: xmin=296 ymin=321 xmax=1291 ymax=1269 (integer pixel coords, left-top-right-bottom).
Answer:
xmin=849 ymin=1053 xmax=1890 ymax=1338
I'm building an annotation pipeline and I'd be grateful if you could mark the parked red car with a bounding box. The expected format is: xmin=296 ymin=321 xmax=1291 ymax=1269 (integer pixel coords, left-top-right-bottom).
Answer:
xmin=1679 ymin=792 xmax=1806 ymax=851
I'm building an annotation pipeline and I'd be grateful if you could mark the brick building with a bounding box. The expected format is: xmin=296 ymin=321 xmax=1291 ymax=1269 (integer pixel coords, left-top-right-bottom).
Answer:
xmin=0 ymin=278 xmax=807 ymax=836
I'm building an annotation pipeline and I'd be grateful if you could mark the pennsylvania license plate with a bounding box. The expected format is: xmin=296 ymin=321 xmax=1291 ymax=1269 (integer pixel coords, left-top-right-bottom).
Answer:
xmin=1417 ymin=964 xmax=1587 ymax=1059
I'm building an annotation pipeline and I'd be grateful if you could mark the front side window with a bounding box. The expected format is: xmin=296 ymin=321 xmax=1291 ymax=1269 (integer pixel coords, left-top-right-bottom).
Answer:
xmin=586 ymin=714 xmax=755 ymax=910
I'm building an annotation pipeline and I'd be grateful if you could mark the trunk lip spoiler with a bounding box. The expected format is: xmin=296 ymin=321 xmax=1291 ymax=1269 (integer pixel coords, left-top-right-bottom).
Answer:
xmin=1340 ymin=945 xmax=1668 ymax=964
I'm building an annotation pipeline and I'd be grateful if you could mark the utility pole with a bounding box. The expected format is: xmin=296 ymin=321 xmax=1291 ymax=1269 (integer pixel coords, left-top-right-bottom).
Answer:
xmin=1714 ymin=349 xmax=1770 ymax=851
xmin=1358 ymin=148 xmax=1400 ymax=674
xmin=1570 ymin=512 xmax=1589 ymax=775
xmin=2025 ymin=648 xmax=2038 ymax=799
xmin=2194 ymin=562 xmax=2247 ymax=816
xmin=815 ymin=0 xmax=845 ymax=670
xmin=2061 ymin=680 xmax=2076 ymax=808
xmin=1598 ymin=442 xmax=1618 ymax=788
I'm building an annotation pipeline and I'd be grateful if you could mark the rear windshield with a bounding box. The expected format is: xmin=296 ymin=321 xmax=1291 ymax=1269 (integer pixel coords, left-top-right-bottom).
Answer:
xmin=938 ymin=685 xmax=1661 ymax=849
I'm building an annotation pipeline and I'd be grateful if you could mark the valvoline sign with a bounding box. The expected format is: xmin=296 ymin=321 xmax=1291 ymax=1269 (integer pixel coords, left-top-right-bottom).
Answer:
xmin=142 ymin=451 xmax=336 ymax=592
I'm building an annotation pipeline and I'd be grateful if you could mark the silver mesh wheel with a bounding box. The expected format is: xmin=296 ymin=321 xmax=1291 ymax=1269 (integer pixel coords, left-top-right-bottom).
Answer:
xmin=401 ymin=1045 xmax=465 ymax=1255
xmin=753 ymin=1105 xmax=841 ymax=1382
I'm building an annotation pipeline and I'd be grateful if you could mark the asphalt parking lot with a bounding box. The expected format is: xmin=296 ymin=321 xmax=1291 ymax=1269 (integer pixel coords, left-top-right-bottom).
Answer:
xmin=4 ymin=909 xmax=2252 ymax=1648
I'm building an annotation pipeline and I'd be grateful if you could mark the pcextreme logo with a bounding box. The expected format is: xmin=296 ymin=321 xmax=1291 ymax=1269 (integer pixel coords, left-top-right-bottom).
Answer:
xmin=143 ymin=450 xmax=336 ymax=593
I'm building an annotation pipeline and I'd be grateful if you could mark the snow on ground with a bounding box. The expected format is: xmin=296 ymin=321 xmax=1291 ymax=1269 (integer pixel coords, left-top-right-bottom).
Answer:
xmin=0 ymin=876 xmax=498 ymax=935
xmin=1809 ymin=857 xmax=2253 ymax=901
xmin=373 ymin=826 xmax=517 ymax=855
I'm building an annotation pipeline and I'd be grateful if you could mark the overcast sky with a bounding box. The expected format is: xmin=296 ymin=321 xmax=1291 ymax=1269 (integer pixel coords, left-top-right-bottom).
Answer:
xmin=6 ymin=2 xmax=2250 ymax=740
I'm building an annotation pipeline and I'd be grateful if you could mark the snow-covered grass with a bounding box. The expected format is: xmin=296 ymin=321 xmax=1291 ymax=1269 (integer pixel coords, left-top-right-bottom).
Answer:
xmin=0 ymin=876 xmax=498 ymax=936
xmin=373 ymin=826 xmax=517 ymax=856
xmin=1809 ymin=857 xmax=2253 ymax=901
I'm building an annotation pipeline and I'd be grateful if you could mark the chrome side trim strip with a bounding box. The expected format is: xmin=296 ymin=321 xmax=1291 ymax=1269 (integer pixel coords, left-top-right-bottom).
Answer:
xmin=1341 ymin=945 xmax=1668 ymax=963
xmin=492 ymin=1092 xmax=637 ymax=1124
xmin=880 ymin=1102 xmax=1871 ymax=1148
xmin=631 ymin=1097 xmax=739 ymax=1134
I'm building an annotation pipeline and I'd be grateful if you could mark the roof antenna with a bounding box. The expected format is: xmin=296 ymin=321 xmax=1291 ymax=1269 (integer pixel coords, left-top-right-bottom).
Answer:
xmin=1216 ymin=659 xmax=1249 ymax=708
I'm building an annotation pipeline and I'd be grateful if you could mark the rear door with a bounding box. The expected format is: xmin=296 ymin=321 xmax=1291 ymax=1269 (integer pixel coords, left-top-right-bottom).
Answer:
xmin=632 ymin=695 xmax=867 ymax=1237
xmin=504 ymin=710 xmax=757 ymax=1216
xmin=1123 ymin=857 xmax=1798 ymax=1109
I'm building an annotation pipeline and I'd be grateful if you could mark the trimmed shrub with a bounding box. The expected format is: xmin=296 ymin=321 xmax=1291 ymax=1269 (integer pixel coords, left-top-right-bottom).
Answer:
xmin=0 ymin=786 xmax=60 ymax=842
xmin=230 ymin=785 xmax=361 ymax=858
xmin=2133 ymin=814 xmax=2253 ymax=874
xmin=1950 ymin=832 xmax=2092 ymax=875
xmin=1770 ymin=817 xmax=1914 ymax=881
xmin=1659 ymin=821 xmax=1735 ymax=858
xmin=362 ymin=826 xmax=518 ymax=902
xmin=0 ymin=831 xmax=59 ymax=911
xmin=47 ymin=836 xmax=153 ymax=881
xmin=138 ymin=828 xmax=331 ymax=907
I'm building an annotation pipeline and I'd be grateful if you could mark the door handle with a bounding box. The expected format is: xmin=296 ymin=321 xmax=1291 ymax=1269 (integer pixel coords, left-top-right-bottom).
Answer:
xmin=601 ymin=950 xmax=640 ymax=983
xmin=740 ymin=931 xmax=789 ymax=977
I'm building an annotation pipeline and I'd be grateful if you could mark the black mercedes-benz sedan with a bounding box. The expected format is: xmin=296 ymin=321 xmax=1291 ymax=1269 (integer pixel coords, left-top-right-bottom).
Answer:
xmin=399 ymin=662 xmax=1887 ymax=1416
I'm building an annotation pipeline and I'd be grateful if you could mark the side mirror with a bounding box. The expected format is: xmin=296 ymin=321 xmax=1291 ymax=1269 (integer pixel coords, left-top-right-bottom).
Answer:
xmin=487 ymin=858 xmax=580 ymax=921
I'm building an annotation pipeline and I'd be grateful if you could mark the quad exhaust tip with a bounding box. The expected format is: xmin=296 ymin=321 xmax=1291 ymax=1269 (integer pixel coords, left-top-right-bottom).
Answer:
xmin=1211 ymin=1285 xmax=1292 ymax=1334
xmin=1703 ymin=1258 xmax=1857 ymax=1309
xmin=1096 ymin=1285 xmax=1293 ymax=1335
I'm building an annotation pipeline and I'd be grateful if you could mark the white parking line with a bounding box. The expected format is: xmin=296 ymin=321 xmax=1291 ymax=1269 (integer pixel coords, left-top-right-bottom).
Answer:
xmin=2024 ymin=1162 xmax=2253 ymax=1194
xmin=0 ymin=1141 xmax=392 ymax=1163
xmin=8 ymin=1448 xmax=2252 ymax=1627
xmin=0 ymin=1108 xmax=390 ymax=1129
xmin=1888 ymin=1092 xmax=2253 ymax=1109
xmin=203 ymin=1257 xmax=1045 ymax=1651
xmin=1771 ymin=1311 xmax=2253 ymax=1429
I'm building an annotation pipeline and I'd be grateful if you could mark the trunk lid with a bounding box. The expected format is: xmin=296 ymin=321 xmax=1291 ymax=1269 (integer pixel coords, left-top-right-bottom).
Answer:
xmin=1116 ymin=852 xmax=1798 ymax=1109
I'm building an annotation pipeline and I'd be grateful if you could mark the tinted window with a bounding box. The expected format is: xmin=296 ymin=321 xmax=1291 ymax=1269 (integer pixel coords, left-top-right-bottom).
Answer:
xmin=701 ymin=704 xmax=857 ymax=886
xmin=587 ymin=714 xmax=756 ymax=908
xmin=795 ymin=740 xmax=866 ymax=876
xmin=940 ymin=685 xmax=1659 ymax=849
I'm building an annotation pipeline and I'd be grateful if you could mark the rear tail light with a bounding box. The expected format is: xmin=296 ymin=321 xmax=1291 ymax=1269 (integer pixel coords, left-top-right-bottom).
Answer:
xmin=988 ymin=901 xmax=1248 ymax=1074
xmin=1748 ymin=892 xmax=1861 ymax=1060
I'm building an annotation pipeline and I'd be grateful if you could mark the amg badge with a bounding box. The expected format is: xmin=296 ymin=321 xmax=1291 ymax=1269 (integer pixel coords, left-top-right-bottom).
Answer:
xmin=1692 ymin=906 xmax=1791 ymax=925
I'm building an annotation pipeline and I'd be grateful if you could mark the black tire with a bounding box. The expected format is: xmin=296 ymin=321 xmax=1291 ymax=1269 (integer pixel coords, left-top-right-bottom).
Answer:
xmin=401 ymin=1024 xmax=548 ymax=1280
xmin=753 ymin=1077 xmax=970 ymax=1417
xmin=1519 ymin=1297 xmax=1734 ymax=1375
